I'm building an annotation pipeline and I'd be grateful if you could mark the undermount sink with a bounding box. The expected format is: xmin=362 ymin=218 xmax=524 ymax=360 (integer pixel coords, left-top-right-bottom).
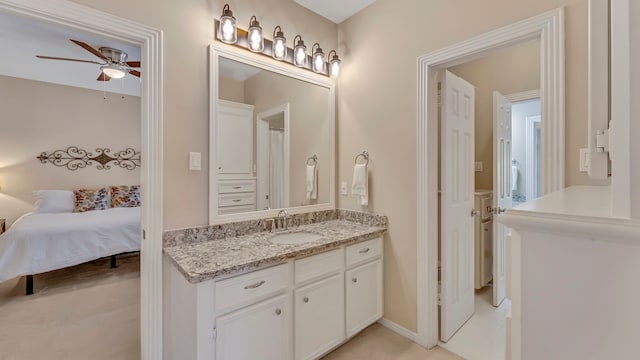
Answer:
xmin=269 ymin=231 xmax=324 ymax=245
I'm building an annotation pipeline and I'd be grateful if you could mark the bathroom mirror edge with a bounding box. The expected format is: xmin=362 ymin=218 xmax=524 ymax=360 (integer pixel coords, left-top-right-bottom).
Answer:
xmin=208 ymin=44 xmax=336 ymax=225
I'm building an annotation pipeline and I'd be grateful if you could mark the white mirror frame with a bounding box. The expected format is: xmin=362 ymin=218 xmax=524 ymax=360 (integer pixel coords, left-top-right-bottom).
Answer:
xmin=209 ymin=44 xmax=336 ymax=225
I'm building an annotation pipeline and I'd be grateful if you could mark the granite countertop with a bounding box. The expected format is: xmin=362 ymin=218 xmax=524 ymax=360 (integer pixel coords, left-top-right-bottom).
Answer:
xmin=164 ymin=219 xmax=386 ymax=284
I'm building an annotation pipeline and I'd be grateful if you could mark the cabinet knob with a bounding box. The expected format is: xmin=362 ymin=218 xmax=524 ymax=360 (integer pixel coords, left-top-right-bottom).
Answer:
xmin=275 ymin=308 xmax=282 ymax=315
xmin=218 ymin=167 xmax=222 ymax=170
xmin=352 ymin=278 xmax=358 ymax=283
xmin=303 ymin=296 xmax=309 ymax=303
xmin=358 ymin=248 xmax=370 ymax=254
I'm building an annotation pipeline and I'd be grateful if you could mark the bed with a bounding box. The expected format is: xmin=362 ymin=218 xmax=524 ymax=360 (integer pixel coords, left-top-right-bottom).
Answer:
xmin=0 ymin=206 xmax=141 ymax=294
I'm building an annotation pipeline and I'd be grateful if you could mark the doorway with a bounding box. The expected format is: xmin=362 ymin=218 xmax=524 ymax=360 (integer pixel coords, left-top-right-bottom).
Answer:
xmin=417 ymin=7 xmax=565 ymax=355
xmin=0 ymin=1 xmax=163 ymax=358
xmin=256 ymin=103 xmax=290 ymax=210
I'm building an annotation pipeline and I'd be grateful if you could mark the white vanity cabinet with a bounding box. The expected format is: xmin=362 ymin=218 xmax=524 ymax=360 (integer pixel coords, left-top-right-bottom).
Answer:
xmin=216 ymin=100 xmax=254 ymax=178
xmin=163 ymin=236 xmax=384 ymax=360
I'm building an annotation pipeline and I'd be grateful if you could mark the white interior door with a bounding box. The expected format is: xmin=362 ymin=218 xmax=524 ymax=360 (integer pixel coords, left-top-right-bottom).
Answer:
xmin=440 ymin=70 xmax=476 ymax=342
xmin=492 ymin=91 xmax=513 ymax=307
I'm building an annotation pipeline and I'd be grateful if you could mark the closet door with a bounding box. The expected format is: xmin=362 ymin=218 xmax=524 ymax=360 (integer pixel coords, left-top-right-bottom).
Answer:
xmin=217 ymin=100 xmax=254 ymax=177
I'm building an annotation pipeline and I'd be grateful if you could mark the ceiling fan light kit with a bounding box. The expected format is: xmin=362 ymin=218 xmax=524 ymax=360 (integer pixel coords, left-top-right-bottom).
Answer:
xmin=214 ymin=4 xmax=341 ymax=78
xmin=36 ymin=39 xmax=142 ymax=82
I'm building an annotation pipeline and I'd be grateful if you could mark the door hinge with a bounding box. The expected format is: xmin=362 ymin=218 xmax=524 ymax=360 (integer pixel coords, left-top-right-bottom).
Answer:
xmin=437 ymin=282 xmax=442 ymax=306
xmin=213 ymin=327 xmax=217 ymax=339
xmin=142 ymin=230 xmax=146 ymax=240
xmin=596 ymin=121 xmax=611 ymax=157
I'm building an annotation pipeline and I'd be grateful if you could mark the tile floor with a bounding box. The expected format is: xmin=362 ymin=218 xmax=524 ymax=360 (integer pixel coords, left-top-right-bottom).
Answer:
xmin=322 ymin=324 xmax=462 ymax=360
xmin=439 ymin=286 xmax=511 ymax=360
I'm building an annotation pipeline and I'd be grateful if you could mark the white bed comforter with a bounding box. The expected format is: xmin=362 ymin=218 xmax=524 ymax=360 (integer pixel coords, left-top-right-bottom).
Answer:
xmin=0 ymin=207 xmax=140 ymax=282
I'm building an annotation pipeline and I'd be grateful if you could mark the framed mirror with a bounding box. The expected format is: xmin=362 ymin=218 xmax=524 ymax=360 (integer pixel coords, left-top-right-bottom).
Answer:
xmin=209 ymin=44 xmax=335 ymax=224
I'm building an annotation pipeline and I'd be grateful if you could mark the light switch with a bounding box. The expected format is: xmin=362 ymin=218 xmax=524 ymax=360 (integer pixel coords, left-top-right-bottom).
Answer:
xmin=340 ymin=181 xmax=348 ymax=195
xmin=475 ymin=161 xmax=483 ymax=172
xmin=189 ymin=152 xmax=201 ymax=171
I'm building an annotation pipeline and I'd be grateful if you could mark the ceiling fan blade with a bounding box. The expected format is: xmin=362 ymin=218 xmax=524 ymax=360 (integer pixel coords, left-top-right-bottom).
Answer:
xmin=128 ymin=70 xmax=141 ymax=78
xmin=36 ymin=55 xmax=102 ymax=65
xmin=97 ymin=72 xmax=111 ymax=81
xmin=70 ymin=39 xmax=108 ymax=61
xmin=126 ymin=61 xmax=141 ymax=68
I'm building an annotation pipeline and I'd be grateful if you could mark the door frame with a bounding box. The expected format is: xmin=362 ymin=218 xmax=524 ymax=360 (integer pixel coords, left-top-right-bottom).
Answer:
xmin=0 ymin=0 xmax=164 ymax=358
xmin=416 ymin=8 xmax=564 ymax=347
xmin=256 ymin=103 xmax=291 ymax=210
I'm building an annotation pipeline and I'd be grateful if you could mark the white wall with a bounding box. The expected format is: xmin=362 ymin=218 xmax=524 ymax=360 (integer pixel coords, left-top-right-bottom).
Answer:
xmin=0 ymin=75 xmax=140 ymax=226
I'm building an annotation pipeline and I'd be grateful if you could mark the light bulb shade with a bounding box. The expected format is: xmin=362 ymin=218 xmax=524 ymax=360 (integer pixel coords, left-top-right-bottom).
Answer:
xmin=272 ymin=26 xmax=287 ymax=61
xmin=293 ymin=35 xmax=307 ymax=67
xmin=328 ymin=50 xmax=341 ymax=77
xmin=101 ymin=65 xmax=126 ymax=79
xmin=312 ymin=43 xmax=325 ymax=73
xmin=218 ymin=4 xmax=237 ymax=44
xmin=247 ymin=16 xmax=264 ymax=52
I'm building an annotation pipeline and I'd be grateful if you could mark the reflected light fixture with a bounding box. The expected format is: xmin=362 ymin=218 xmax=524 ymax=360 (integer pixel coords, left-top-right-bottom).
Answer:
xmin=218 ymin=4 xmax=237 ymax=44
xmin=293 ymin=35 xmax=307 ymax=67
xmin=311 ymin=43 xmax=325 ymax=74
xmin=328 ymin=50 xmax=341 ymax=77
xmin=100 ymin=63 xmax=126 ymax=79
xmin=272 ymin=26 xmax=287 ymax=61
xmin=247 ymin=16 xmax=264 ymax=52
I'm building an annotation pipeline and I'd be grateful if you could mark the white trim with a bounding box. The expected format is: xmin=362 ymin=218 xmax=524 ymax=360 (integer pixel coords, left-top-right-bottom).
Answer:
xmin=0 ymin=0 xmax=164 ymax=358
xmin=505 ymin=89 xmax=540 ymax=103
xmin=209 ymin=44 xmax=336 ymax=225
xmin=256 ymin=103 xmax=291 ymax=209
xmin=377 ymin=318 xmax=420 ymax=343
xmin=416 ymin=8 xmax=564 ymax=348
xmin=525 ymin=116 xmax=541 ymax=202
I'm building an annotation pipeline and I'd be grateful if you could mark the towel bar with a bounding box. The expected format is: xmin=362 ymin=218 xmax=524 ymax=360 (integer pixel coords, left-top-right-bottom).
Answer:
xmin=355 ymin=150 xmax=369 ymax=165
xmin=306 ymin=154 xmax=318 ymax=166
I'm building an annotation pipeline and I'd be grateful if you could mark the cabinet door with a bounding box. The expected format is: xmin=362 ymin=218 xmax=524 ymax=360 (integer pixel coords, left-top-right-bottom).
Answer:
xmin=216 ymin=294 xmax=291 ymax=360
xmin=294 ymin=273 xmax=345 ymax=360
xmin=217 ymin=102 xmax=253 ymax=176
xmin=346 ymin=260 xmax=383 ymax=337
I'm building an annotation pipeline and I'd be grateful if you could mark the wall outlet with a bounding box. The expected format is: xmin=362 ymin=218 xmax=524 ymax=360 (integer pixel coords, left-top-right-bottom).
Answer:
xmin=475 ymin=161 xmax=483 ymax=172
xmin=579 ymin=148 xmax=590 ymax=172
xmin=340 ymin=181 xmax=348 ymax=195
xmin=189 ymin=152 xmax=201 ymax=171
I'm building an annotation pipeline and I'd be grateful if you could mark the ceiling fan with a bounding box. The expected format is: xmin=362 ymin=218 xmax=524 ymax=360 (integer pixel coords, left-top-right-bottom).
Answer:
xmin=36 ymin=39 xmax=141 ymax=81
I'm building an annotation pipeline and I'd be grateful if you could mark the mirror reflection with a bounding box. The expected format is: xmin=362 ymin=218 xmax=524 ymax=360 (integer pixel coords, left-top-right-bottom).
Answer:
xmin=215 ymin=56 xmax=331 ymax=215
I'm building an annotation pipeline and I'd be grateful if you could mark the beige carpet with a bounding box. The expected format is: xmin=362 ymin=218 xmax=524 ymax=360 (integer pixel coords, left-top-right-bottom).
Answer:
xmin=0 ymin=254 xmax=140 ymax=360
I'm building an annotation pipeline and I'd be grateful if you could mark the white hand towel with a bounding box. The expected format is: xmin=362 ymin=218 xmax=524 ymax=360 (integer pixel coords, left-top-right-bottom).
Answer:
xmin=306 ymin=164 xmax=318 ymax=200
xmin=351 ymin=163 xmax=368 ymax=206
xmin=511 ymin=165 xmax=518 ymax=192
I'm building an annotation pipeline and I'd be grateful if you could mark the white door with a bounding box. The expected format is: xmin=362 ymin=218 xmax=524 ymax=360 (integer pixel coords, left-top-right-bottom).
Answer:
xmin=492 ymin=91 xmax=513 ymax=307
xmin=440 ymin=70 xmax=476 ymax=342
xmin=215 ymin=294 xmax=291 ymax=360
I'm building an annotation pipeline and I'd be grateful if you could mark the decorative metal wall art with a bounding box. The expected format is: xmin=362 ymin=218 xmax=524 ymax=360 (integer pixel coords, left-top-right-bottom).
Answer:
xmin=37 ymin=146 xmax=141 ymax=170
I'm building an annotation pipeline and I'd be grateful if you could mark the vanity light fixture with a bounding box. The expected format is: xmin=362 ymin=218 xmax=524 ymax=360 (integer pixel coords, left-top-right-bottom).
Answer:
xmin=272 ymin=26 xmax=287 ymax=61
xmin=218 ymin=4 xmax=237 ymax=44
xmin=311 ymin=43 xmax=325 ymax=74
xmin=293 ymin=35 xmax=307 ymax=67
xmin=247 ymin=16 xmax=264 ymax=52
xmin=328 ymin=50 xmax=341 ymax=78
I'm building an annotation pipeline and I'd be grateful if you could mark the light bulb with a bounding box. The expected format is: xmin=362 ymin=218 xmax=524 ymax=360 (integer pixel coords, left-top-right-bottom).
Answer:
xmin=222 ymin=20 xmax=234 ymax=41
xmin=295 ymin=48 xmax=306 ymax=64
xmin=314 ymin=55 xmax=324 ymax=72
xmin=331 ymin=61 xmax=340 ymax=77
xmin=274 ymin=40 xmax=285 ymax=58
xmin=250 ymin=30 xmax=261 ymax=45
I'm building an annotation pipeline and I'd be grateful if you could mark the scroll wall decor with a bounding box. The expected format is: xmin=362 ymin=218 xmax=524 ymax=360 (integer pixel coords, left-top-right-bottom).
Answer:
xmin=37 ymin=146 xmax=141 ymax=170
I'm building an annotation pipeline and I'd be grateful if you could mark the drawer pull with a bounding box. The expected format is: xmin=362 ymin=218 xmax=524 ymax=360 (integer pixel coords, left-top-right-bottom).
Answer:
xmin=232 ymin=186 xmax=242 ymax=189
xmin=232 ymin=199 xmax=242 ymax=203
xmin=303 ymin=296 xmax=309 ymax=303
xmin=275 ymin=308 xmax=282 ymax=315
xmin=352 ymin=278 xmax=358 ymax=283
xmin=244 ymin=280 xmax=266 ymax=289
xmin=359 ymin=248 xmax=370 ymax=254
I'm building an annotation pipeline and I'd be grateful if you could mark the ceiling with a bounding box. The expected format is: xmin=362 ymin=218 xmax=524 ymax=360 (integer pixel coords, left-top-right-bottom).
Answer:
xmin=293 ymin=0 xmax=377 ymax=24
xmin=0 ymin=11 xmax=141 ymax=96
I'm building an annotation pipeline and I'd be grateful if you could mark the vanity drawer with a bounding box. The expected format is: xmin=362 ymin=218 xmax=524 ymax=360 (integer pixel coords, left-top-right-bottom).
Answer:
xmin=218 ymin=192 xmax=255 ymax=207
xmin=215 ymin=263 xmax=289 ymax=313
xmin=294 ymin=249 xmax=343 ymax=285
xmin=346 ymin=237 xmax=383 ymax=268
xmin=218 ymin=204 xmax=256 ymax=215
xmin=219 ymin=179 xmax=256 ymax=194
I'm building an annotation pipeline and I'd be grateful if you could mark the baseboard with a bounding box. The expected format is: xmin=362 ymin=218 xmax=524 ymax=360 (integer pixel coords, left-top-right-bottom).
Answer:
xmin=377 ymin=318 xmax=420 ymax=343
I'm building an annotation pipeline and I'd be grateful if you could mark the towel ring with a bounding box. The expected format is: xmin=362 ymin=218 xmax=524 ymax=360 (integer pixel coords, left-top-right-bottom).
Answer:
xmin=354 ymin=150 xmax=369 ymax=165
xmin=306 ymin=154 xmax=318 ymax=166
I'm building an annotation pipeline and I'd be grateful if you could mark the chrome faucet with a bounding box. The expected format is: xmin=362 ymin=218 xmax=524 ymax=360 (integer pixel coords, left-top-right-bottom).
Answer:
xmin=276 ymin=209 xmax=288 ymax=231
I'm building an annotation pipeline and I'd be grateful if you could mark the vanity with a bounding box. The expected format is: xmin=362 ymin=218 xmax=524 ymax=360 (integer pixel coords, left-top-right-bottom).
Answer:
xmin=163 ymin=212 xmax=386 ymax=360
